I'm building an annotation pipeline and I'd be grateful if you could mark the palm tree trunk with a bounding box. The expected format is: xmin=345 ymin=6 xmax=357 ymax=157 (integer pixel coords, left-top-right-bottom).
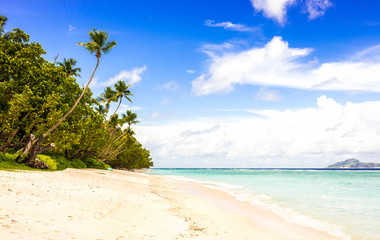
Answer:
xmin=44 ymin=57 xmax=100 ymax=137
xmin=106 ymin=98 xmax=122 ymax=125
xmin=101 ymin=128 xmax=129 ymax=157
xmin=23 ymin=57 xmax=100 ymax=164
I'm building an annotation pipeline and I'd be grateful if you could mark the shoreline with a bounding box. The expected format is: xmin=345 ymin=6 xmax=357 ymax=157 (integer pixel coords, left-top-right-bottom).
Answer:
xmin=0 ymin=169 xmax=343 ymax=239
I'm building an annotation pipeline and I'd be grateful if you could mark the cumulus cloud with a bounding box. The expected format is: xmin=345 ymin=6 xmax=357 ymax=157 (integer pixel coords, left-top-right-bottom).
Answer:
xmin=204 ymin=20 xmax=258 ymax=32
xmin=135 ymin=96 xmax=380 ymax=168
xmin=104 ymin=66 xmax=146 ymax=86
xmin=306 ymin=0 xmax=332 ymax=20
xmin=192 ymin=37 xmax=380 ymax=95
xmin=255 ymin=87 xmax=282 ymax=101
xmin=250 ymin=0 xmax=296 ymax=24
xmin=250 ymin=0 xmax=332 ymax=24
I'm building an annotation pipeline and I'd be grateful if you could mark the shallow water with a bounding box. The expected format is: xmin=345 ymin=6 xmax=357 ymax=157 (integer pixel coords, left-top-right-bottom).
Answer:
xmin=151 ymin=168 xmax=380 ymax=240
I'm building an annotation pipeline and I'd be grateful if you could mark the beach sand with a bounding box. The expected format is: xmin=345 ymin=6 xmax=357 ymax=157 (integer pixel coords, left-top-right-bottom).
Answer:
xmin=0 ymin=169 xmax=340 ymax=240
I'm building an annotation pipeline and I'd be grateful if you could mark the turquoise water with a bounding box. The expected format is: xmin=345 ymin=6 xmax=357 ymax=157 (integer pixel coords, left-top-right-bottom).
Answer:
xmin=151 ymin=169 xmax=380 ymax=240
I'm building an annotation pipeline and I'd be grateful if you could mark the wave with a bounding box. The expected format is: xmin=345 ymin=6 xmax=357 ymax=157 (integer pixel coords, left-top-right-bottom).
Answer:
xmin=160 ymin=174 xmax=352 ymax=240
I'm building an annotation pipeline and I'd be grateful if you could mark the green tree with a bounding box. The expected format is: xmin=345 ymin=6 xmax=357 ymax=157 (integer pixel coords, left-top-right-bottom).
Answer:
xmin=0 ymin=22 xmax=152 ymax=170
xmin=23 ymin=29 xmax=117 ymax=165
xmin=0 ymin=15 xmax=8 ymax=38
xmin=109 ymin=138 xmax=153 ymax=169
xmin=98 ymin=86 xmax=117 ymax=115
xmin=0 ymin=28 xmax=85 ymax=163
xmin=123 ymin=109 xmax=140 ymax=131
xmin=58 ymin=58 xmax=81 ymax=77
xmin=107 ymin=80 xmax=133 ymax=125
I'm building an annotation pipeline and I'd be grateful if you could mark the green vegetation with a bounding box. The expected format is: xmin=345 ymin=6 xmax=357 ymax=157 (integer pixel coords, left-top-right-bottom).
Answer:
xmin=327 ymin=159 xmax=380 ymax=169
xmin=0 ymin=16 xmax=153 ymax=171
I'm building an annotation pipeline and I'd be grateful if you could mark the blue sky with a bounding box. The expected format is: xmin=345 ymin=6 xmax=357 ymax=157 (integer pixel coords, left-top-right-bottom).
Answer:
xmin=2 ymin=0 xmax=380 ymax=167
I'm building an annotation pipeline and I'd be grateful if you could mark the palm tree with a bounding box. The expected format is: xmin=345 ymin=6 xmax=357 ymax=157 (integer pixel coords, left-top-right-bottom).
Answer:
xmin=58 ymin=58 xmax=81 ymax=77
xmin=95 ymin=103 xmax=107 ymax=118
xmin=98 ymin=86 xmax=117 ymax=114
xmin=123 ymin=110 xmax=140 ymax=130
xmin=101 ymin=110 xmax=139 ymax=159
xmin=0 ymin=15 xmax=10 ymax=39
xmin=107 ymin=80 xmax=133 ymax=125
xmin=23 ymin=29 xmax=117 ymax=165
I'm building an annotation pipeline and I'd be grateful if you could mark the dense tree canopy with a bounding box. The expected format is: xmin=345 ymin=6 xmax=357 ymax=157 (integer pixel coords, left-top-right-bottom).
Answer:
xmin=0 ymin=22 xmax=152 ymax=170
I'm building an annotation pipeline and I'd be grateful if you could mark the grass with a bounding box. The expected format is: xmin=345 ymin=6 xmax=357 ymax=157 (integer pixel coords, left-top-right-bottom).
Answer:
xmin=0 ymin=152 xmax=109 ymax=171
xmin=0 ymin=161 xmax=44 ymax=171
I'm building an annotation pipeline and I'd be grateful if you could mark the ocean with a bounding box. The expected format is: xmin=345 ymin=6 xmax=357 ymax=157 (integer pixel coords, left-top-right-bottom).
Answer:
xmin=150 ymin=168 xmax=380 ymax=240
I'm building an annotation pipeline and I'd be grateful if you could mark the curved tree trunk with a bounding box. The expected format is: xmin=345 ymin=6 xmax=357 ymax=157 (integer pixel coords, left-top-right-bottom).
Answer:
xmin=44 ymin=57 xmax=100 ymax=137
xmin=22 ymin=58 xmax=100 ymax=165
xmin=106 ymin=97 xmax=122 ymax=127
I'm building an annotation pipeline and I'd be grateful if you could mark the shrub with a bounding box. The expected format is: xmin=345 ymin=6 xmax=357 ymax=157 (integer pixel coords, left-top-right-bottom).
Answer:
xmin=70 ymin=159 xmax=87 ymax=169
xmin=53 ymin=155 xmax=72 ymax=170
xmin=0 ymin=153 xmax=18 ymax=162
xmin=82 ymin=157 xmax=107 ymax=169
xmin=37 ymin=154 xmax=57 ymax=170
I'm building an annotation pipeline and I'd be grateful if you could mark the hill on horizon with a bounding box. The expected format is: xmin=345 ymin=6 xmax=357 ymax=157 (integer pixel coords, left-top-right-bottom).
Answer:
xmin=328 ymin=158 xmax=380 ymax=169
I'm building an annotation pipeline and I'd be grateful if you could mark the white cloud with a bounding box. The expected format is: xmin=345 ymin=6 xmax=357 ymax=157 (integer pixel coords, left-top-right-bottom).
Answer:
xmin=250 ymin=0 xmax=296 ymax=24
xmin=159 ymin=81 xmax=178 ymax=91
xmin=192 ymin=37 xmax=380 ymax=95
xmin=306 ymin=0 xmax=332 ymax=20
xmin=204 ymin=20 xmax=258 ymax=32
xmin=250 ymin=0 xmax=332 ymax=24
xmin=104 ymin=66 xmax=146 ymax=87
xmin=106 ymin=104 xmax=143 ymax=120
xmin=135 ymin=96 xmax=380 ymax=168
xmin=68 ymin=24 xmax=76 ymax=34
xmin=255 ymin=87 xmax=282 ymax=101
xmin=160 ymin=98 xmax=171 ymax=105
xmin=186 ymin=69 xmax=195 ymax=74
xmin=149 ymin=110 xmax=160 ymax=119
xmin=89 ymin=77 xmax=98 ymax=88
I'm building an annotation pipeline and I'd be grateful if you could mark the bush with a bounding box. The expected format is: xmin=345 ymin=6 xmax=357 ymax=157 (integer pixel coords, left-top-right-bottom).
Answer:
xmin=0 ymin=153 xmax=17 ymax=162
xmin=37 ymin=154 xmax=57 ymax=170
xmin=53 ymin=155 xmax=72 ymax=170
xmin=70 ymin=159 xmax=87 ymax=169
xmin=0 ymin=152 xmax=41 ymax=171
xmin=82 ymin=157 xmax=107 ymax=169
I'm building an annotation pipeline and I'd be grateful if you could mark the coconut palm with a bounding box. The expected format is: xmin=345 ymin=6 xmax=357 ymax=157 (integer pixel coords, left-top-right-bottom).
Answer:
xmin=107 ymin=80 xmax=133 ymax=125
xmin=122 ymin=109 xmax=140 ymax=130
xmin=101 ymin=110 xmax=139 ymax=159
xmin=98 ymin=86 xmax=117 ymax=114
xmin=43 ymin=29 xmax=116 ymax=136
xmin=23 ymin=29 xmax=117 ymax=164
xmin=0 ymin=15 xmax=10 ymax=39
xmin=95 ymin=103 xmax=107 ymax=118
xmin=58 ymin=58 xmax=81 ymax=77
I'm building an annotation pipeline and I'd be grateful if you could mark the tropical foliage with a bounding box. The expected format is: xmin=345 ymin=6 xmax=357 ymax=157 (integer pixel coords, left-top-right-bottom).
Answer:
xmin=0 ymin=17 xmax=153 ymax=170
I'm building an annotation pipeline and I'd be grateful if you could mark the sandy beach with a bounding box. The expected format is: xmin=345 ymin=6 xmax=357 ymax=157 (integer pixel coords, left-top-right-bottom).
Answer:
xmin=0 ymin=169 xmax=341 ymax=240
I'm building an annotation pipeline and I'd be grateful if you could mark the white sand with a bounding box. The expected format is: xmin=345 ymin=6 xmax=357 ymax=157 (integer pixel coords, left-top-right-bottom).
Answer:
xmin=0 ymin=169 xmax=340 ymax=240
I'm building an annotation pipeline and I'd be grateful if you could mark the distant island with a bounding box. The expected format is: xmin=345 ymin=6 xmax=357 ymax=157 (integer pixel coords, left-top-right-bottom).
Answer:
xmin=328 ymin=158 xmax=380 ymax=169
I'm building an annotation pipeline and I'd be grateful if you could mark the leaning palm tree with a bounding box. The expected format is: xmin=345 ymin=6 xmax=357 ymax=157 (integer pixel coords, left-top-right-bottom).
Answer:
xmin=98 ymin=86 xmax=117 ymax=114
xmin=58 ymin=58 xmax=81 ymax=77
xmin=22 ymin=29 xmax=117 ymax=165
xmin=106 ymin=80 xmax=133 ymax=125
xmin=44 ymin=29 xmax=116 ymax=136
xmin=95 ymin=103 xmax=107 ymax=118
xmin=123 ymin=109 xmax=140 ymax=130
xmin=0 ymin=15 xmax=9 ymax=39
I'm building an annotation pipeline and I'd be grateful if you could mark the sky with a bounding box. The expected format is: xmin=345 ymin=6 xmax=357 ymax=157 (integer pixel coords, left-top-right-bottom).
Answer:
xmin=2 ymin=0 xmax=380 ymax=167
